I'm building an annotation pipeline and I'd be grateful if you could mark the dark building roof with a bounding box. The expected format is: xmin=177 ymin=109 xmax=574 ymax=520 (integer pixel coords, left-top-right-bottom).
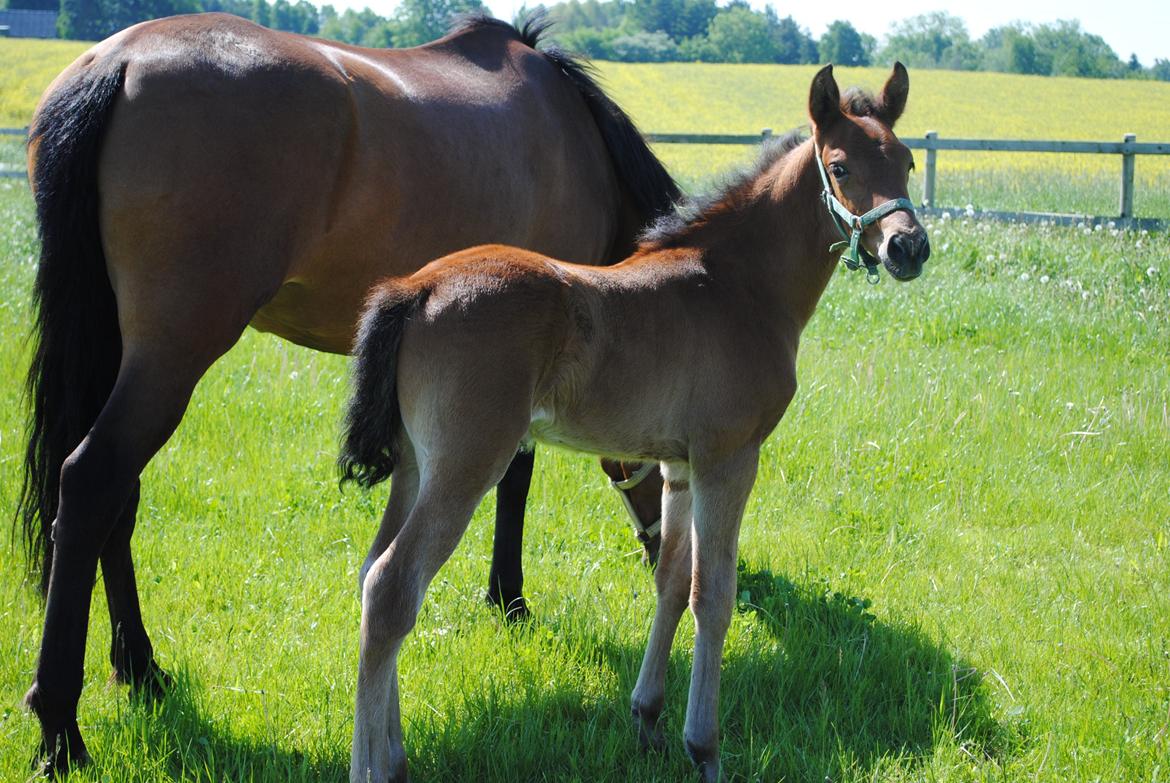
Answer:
xmin=0 ymin=9 xmax=59 ymax=39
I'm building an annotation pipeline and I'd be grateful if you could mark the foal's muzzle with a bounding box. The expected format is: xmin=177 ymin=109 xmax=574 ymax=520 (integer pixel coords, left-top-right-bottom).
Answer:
xmin=882 ymin=231 xmax=930 ymax=281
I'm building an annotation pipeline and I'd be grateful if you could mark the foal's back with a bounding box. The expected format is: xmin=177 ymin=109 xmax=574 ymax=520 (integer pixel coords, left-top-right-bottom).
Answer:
xmin=389 ymin=244 xmax=791 ymax=461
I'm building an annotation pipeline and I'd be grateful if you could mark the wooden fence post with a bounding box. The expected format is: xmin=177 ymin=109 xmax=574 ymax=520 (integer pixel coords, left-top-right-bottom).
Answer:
xmin=923 ymin=131 xmax=938 ymax=207
xmin=1119 ymin=133 xmax=1136 ymax=219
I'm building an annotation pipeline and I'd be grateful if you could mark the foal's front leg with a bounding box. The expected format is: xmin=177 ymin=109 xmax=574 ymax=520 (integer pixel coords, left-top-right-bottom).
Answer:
xmin=684 ymin=448 xmax=759 ymax=783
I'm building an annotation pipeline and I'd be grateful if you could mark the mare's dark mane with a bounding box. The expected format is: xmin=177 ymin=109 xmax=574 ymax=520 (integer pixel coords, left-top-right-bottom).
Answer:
xmin=639 ymin=87 xmax=884 ymax=251
xmin=453 ymin=12 xmax=681 ymax=223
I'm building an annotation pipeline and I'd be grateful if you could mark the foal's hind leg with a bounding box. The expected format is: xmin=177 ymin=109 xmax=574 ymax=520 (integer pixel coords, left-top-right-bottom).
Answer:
xmin=351 ymin=441 xmax=522 ymax=783
xmin=358 ymin=448 xmax=419 ymax=594
xmin=486 ymin=447 xmax=535 ymax=620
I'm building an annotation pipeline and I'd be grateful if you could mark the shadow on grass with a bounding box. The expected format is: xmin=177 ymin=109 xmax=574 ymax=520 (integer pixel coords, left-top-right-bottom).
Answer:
xmin=93 ymin=672 xmax=347 ymax=782
xmin=409 ymin=563 xmax=1018 ymax=782
xmin=111 ymin=565 xmax=1017 ymax=782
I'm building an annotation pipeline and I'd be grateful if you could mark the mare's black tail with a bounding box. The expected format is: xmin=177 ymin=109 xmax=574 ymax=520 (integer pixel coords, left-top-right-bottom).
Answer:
xmin=340 ymin=285 xmax=430 ymax=489
xmin=17 ymin=60 xmax=127 ymax=595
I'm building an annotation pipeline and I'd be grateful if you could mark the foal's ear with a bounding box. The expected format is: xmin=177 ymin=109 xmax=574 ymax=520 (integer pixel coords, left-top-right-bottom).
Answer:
xmin=809 ymin=64 xmax=841 ymax=130
xmin=876 ymin=62 xmax=909 ymax=127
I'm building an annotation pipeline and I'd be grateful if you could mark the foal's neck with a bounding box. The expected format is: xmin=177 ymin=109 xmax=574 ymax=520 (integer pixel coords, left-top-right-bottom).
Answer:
xmin=697 ymin=141 xmax=842 ymax=335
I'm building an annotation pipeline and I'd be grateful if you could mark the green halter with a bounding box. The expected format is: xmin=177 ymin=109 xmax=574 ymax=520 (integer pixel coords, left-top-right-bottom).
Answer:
xmin=814 ymin=144 xmax=916 ymax=284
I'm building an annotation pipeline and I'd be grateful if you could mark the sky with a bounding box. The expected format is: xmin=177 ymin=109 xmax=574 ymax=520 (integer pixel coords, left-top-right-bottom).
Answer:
xmin=332 ymin=0 xmax=1170 ymax=66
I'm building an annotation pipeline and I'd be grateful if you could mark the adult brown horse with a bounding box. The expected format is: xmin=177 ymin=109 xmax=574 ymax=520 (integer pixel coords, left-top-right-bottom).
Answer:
xmin=17 ymin=12 xmax=675 ymax=772
xmin=341 ymin=63 xmax=929 ymax=782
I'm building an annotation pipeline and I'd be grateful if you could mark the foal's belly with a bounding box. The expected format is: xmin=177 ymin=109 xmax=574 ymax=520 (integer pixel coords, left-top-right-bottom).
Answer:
xmin=527 ymin=404 xmax=689 ymax=464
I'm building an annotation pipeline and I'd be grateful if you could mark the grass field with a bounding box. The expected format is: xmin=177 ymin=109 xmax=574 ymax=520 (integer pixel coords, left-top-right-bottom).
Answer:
xmin=2 ymin=37 xmax=1170 ymax=218
xmin=1 ymin=38 xmax=1170 ymax=783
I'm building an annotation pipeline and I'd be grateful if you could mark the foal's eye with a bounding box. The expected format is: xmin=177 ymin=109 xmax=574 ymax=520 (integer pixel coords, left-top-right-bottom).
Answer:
xmin=829 ymin=163 xmax=849 ymax=180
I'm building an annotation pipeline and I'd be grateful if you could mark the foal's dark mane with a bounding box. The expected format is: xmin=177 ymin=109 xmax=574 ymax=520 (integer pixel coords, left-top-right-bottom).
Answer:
xmin=453 ymin=12 xmax=681 ymax=223
xmin=638 ymin=129 xmax=807 ymax=250
xmin=639 ymin=87 xmax=883 ymax=251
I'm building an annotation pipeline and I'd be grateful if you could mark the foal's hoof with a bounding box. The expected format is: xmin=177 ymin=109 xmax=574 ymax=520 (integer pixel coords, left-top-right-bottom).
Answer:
xmin=685 ymin=739 xmax=724 ymax=783
xmin=634 ymin=717 xmax=665 ymax=753
xmin=484 ymin=590 xmax=531 ymax=623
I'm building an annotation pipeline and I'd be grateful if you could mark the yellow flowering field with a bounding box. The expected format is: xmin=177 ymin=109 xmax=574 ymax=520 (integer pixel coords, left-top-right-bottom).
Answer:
xmin=2 ymin=39 xmax=1169 ymax=215
xmin=596 ymin=63 xmax=1170 ymax=217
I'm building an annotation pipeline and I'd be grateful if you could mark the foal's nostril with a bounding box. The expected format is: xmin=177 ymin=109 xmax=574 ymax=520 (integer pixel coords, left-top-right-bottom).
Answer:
xmin=917 ymin=236 xmax=931 ymax=265
xmin=888 ymin=233 xmax=913 ymax=264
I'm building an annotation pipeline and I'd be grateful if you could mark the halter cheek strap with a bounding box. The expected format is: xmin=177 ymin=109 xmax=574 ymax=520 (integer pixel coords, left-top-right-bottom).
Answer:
xmin=814 ymin=144 xmax=916 ymax=285
xmin=609 ymin=462 xmax=662 ymax=541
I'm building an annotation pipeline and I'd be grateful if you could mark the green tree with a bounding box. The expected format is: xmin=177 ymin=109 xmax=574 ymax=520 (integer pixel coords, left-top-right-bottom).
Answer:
xmin=1032 ymin=20 xmax=1124 ymax=78
xmin=556 ymin=24 xmax=623 ymax=58
xmin=1151 ymin=59 xmax=1170 ymax=81
xmin=630 ymin=0 xmax=715 ymax=42
xmin=879 ymin=11 xmax=978 ymax=70
xmin=980 ymin=24 xmax=1050 ymax=75
xmin=819 ymin=20 xmax=870 ymax=66
xmin=250 ymin=0 xmax=270 ymax=27
xmin=704 ymin=5 xmax=776 ymax=63
xmin=58 ymin=0 xmax=101 ymax=38
xmin=609 ymin=29 xmax=678 ymax=61
xmin=392 ymin=0 xmax=486 ymax=47
xmin=768 ymin=11 xmax=816 ymax=64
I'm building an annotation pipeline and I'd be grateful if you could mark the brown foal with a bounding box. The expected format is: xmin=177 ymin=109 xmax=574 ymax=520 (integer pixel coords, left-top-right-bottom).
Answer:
xmin=342 ymin=63 xmax=929 ymax=782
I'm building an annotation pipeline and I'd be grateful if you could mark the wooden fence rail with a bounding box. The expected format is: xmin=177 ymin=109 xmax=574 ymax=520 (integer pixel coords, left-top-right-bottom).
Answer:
xmin=4 ymin=126 xmax=1168 ymax=229
xmin=645 ymin=129 xmax=1169 ymax=231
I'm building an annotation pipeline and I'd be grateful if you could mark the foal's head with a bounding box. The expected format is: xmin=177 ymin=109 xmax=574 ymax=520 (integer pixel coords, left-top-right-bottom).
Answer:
xmin=809 ymin=63 xmax=930 ymax=281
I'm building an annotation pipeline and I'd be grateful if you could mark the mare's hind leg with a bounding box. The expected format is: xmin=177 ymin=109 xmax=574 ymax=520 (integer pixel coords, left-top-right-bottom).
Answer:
xmin=101 ymin=480 xmax=171 ymax=697
xmin=485 ymin=447 xmax=535 ymax=620
xmin=26 ymin=335 xmax=244 ymax=773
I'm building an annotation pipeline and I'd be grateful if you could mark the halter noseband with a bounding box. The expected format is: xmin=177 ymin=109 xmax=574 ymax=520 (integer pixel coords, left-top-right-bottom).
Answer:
xmin=814 ymin=144 xmax=916 ymax=285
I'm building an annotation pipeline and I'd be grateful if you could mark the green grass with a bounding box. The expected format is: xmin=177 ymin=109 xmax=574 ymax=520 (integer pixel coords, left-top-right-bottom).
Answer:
xmin=1 ymin=115 xmax=1169 ymax=783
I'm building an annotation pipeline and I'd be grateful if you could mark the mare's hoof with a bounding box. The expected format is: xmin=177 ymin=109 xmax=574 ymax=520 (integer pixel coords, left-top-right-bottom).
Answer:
xmin=124 ymin=660 xmax=174 ymax=703
xmin=484 ymin=590 xmax=531 ymax=623
xmin=641 ymin=534 xmax=662 ymax=567
xmin=24 ymin=686 xmax=90 ymax=778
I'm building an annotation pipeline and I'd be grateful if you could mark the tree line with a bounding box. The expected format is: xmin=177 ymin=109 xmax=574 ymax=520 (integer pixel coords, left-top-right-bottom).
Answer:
xmin=4 ymin=0 xmax=1168 ymax=81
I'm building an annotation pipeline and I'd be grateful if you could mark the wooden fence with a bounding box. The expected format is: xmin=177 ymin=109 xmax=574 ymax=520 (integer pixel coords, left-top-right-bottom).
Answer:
xmin=646 ymin=130 xmax=1169 ymax=231
xmin=4 ymin=126 xmax=1168 ymax=230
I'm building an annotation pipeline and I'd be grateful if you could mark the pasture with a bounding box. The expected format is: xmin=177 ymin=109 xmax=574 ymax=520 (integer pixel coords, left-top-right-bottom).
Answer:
xmin=1 ymin=38 xmax=1170 ymax=783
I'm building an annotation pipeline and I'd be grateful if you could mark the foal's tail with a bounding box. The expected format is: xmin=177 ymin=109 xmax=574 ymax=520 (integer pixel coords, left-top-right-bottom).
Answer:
xmin=340 ymin=284 xmax=430 ymax=489
xmin=17 ymin=59 xmax=127 ymax=595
